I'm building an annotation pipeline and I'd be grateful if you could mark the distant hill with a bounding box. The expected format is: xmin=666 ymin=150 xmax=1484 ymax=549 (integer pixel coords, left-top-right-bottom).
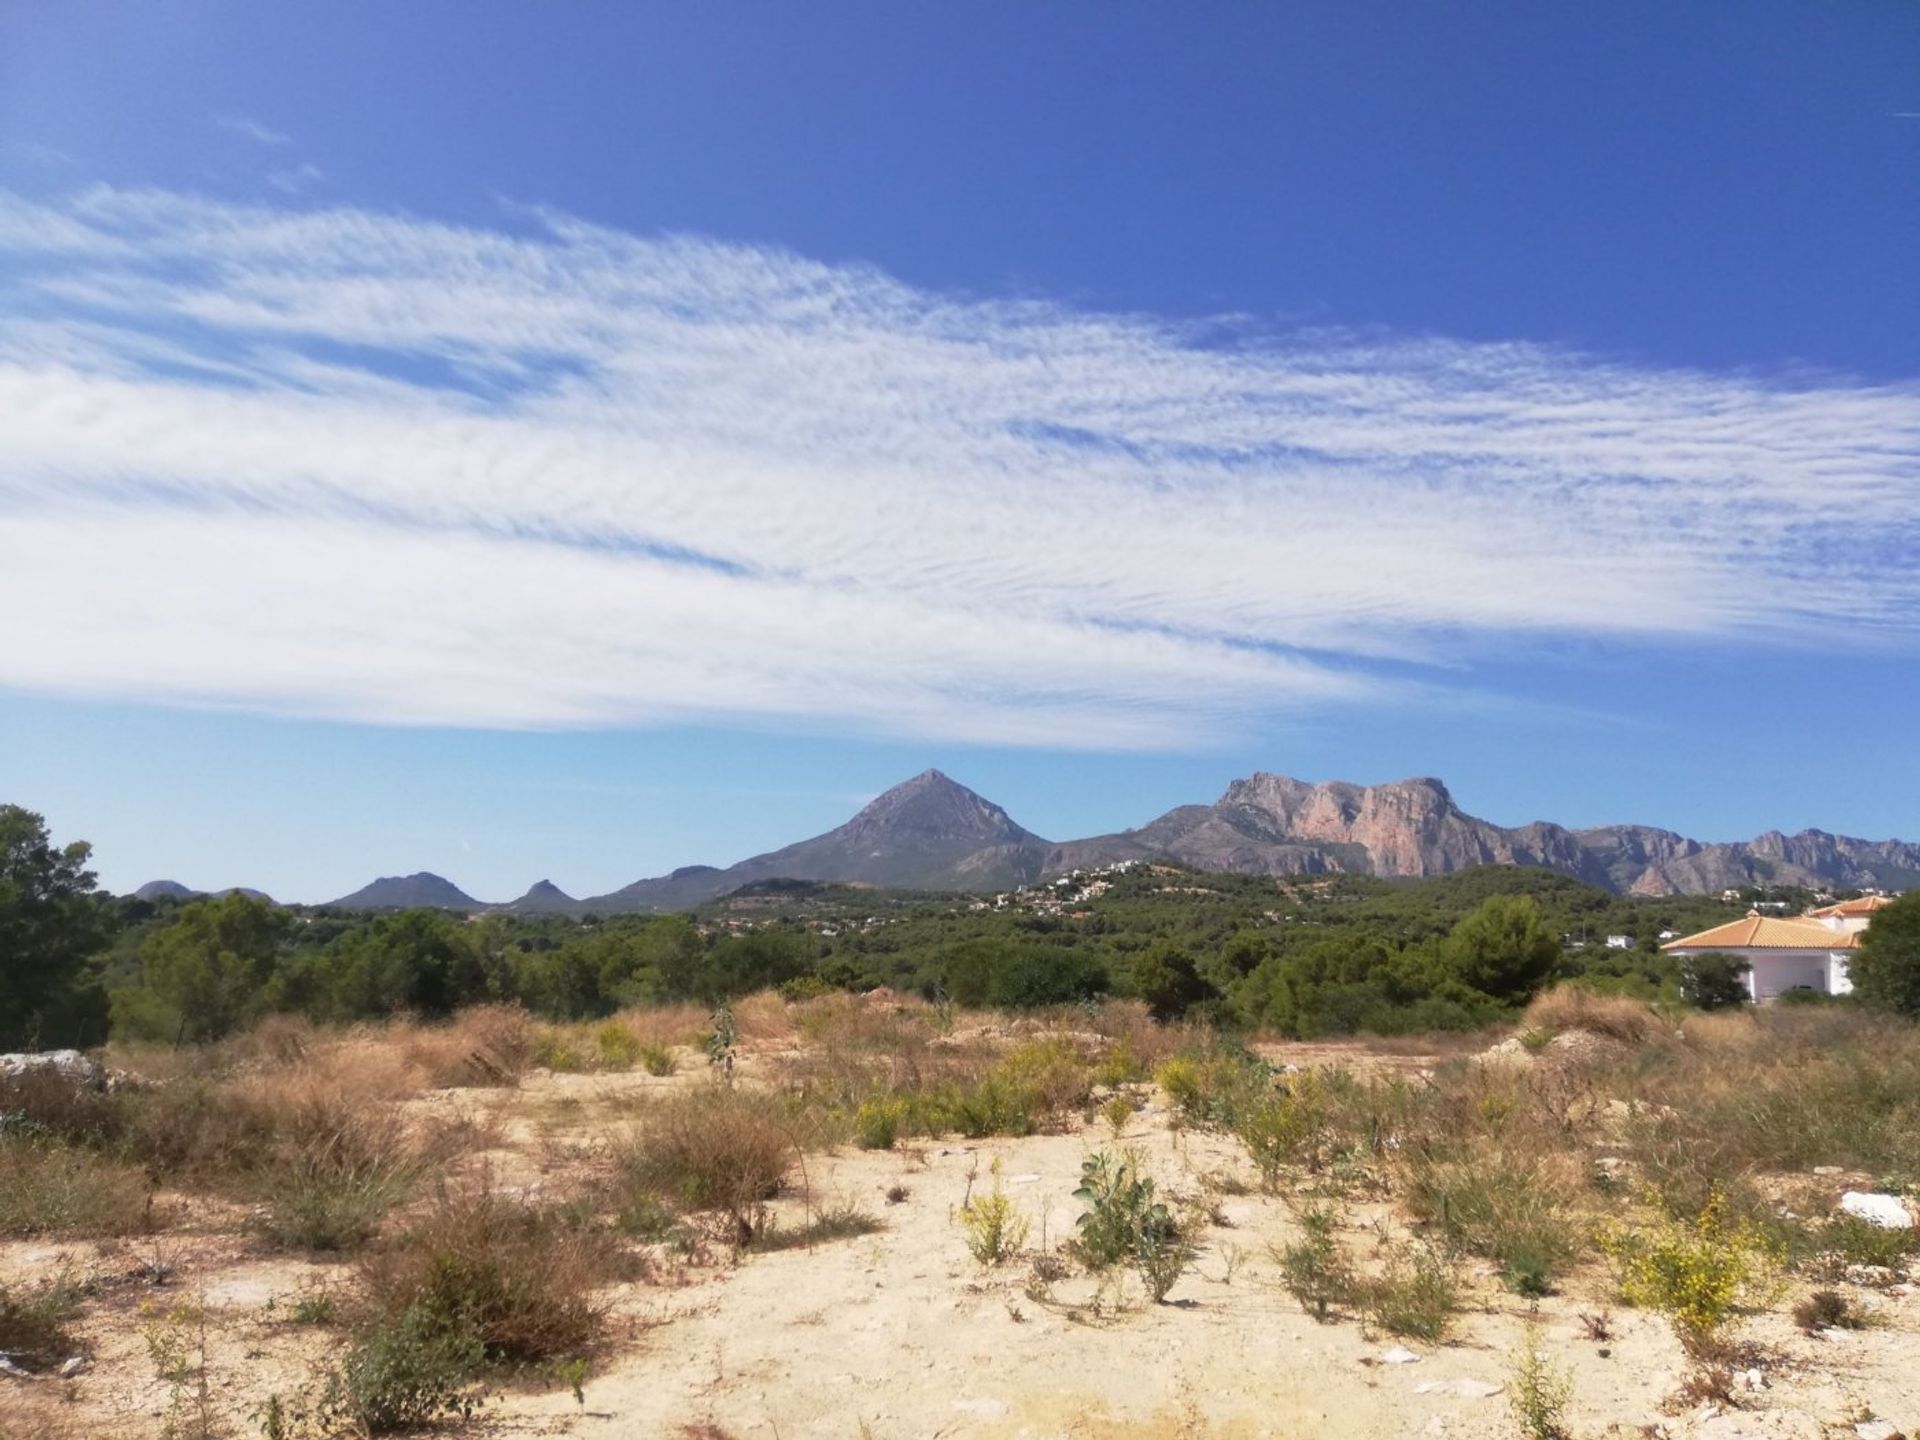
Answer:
xmin=498 ymin=879 xmax=579 ymax=915
xmin=581 ymin=769 xmax=1051 ymax=912
xmin=133 ymin=880 xmax=274 ymax=904
xmin=134 ymin=879 xmax=200 ymax=902
xmin=327 ymin=872 xmax=481 ymax=911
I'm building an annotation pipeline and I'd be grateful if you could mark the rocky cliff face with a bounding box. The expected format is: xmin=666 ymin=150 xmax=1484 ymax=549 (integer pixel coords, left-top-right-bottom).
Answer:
xmin=1048 ymin=774 xmax=1920 ymax=898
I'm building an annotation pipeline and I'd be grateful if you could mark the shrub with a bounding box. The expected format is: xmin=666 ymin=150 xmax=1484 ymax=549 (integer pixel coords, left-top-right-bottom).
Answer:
xmin=0 ymin=1136 xmax=152 ymax=1238
xmin=0 ymin=1277 xmax=82 ymax=1372
xmin=1508 ymin=1323 xmax=1574 ymax=1440
xmin=853 ymin=1095 xmax=908 ymax=1151
xmin=1793 ymin=1288 xmax=1864 ymax=1332
xmin=959 ymin=1161 xmax=1029 ymax=1267
xmin=1405 ymin=1155 xmax=1582 ymax=1295
xmin=1100 ymin=1095 xmax=1137 ymax=1137
xmin=324 ymin=1299 xmax=487 ymax=1434
xmin=637 ymin=1043 xmax=678 ymax=1077
xmin=619 ymin=1087 xmax=794 ymax=1242
xmin=1601 ymin=1187 xmax=1781 ymax=1355
xmin=255 ymin=1129 xmax=417 ymax=1253
xmin=1362 ymin=1242 xmax=1459 ymax=1340
xmin=592 ymin=1021 xmax=644 ymax=1069
xmin=1234 ymin=1070 xmax=1331 ymax=1186
xmin=355 ymin=1181 xmax=613 ymax=1373
xmin=1275 ymin=1205 xmax=1354 ymax=1322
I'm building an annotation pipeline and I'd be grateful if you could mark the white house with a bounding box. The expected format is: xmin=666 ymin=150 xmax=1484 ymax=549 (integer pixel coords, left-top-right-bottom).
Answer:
xmin=1660 ymin=895 xmax=1894 ymax=1002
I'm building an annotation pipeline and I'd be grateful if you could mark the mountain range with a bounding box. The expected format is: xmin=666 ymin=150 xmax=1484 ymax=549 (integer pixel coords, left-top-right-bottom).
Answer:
xmin=146 ymin=769 xmax=1920 ymax=913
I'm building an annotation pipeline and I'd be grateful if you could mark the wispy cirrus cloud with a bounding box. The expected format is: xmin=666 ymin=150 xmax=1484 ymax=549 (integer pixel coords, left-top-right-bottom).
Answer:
xmin=213 ymin=114 xmax=291 ymax=146
xmin=0 ymin=185 xmax=1916 ymax=748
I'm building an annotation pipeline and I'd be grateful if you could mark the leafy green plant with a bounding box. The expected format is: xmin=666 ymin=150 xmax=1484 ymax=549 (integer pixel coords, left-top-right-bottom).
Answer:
xmin=1100 ymin=1094 xmax=1137 ymax=1138
xmin=637 ymin=1042 xmax=678 ymax=1077
xmin=1070 ymin=1149 xmax=1192 ymax=1302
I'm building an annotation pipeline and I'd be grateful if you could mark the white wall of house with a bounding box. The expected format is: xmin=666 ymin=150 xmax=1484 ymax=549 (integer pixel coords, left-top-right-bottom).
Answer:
xmin=1746 ymin=950 xmax=1840 ymax=1001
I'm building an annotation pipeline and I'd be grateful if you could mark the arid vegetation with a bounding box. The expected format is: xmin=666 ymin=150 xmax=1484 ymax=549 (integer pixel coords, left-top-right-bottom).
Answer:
xmin=2 ymin=985 xmax=1918 ymax=1436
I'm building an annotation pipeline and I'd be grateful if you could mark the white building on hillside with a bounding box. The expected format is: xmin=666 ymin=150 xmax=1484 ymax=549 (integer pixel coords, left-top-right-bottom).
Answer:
xmin=1661 ymin=894 xmax=1895 ymax=1002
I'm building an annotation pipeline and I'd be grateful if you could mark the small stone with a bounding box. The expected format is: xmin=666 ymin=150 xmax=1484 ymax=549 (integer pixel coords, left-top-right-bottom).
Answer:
xmin=1740 ymin=1367 xmax=1764 ymax=1391
xmin=1853 ymin=1422 xmax=1900 ymax=1440
xmin=58 ymin=1356 xmax=87 ymax=1378
xmin=1413 ymin=1379 xmax=1503 ymax=1399
xmin=953 ymin=1398 xmax=1008 ymax=1418
xmin=1380 ymin=1346 xmax=1422 ymax=1365
xmin=0 ymin=1353 xmax=35 ymax=1380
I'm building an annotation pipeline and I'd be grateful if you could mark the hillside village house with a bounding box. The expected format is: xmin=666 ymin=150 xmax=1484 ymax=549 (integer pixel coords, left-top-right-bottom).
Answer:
xmin=1661 ymin=895 xmax=1895 ymax=1002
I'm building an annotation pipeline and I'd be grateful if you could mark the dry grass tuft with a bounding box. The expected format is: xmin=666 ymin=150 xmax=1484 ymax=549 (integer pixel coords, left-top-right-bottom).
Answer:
xmin=1522 ymin=986 xmax=1666 ymax=1046
xmin=616 ymin=1086 xmax=796 ymax=1242
xmin=0 ymin=1138 xmax=153 ymax=1238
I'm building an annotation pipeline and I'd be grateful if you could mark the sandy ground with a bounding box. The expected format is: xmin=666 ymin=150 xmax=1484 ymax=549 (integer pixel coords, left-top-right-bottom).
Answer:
xmin=4 ymin=1056 xmax=1917 ymax=1440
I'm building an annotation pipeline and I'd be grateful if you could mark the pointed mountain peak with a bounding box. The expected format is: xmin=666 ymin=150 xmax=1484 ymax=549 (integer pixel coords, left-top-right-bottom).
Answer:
xmin=505 ymin=878 xmax=577 ymax=913
xmin=843 ymin=770 xmax=1040 ymax=846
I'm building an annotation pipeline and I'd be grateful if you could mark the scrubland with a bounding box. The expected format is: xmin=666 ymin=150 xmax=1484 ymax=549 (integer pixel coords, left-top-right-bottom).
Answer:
xmin=3 ymin=991 xmax=1918 ymax=1439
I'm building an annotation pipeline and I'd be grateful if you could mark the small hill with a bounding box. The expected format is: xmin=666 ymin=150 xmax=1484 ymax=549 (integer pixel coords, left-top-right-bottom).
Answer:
xmin=500 ymin=879 xmax=580 ymax=915
xmin=327 ymin=872 xmax=481 ymax=912
xmin=134 ymin=880 xmax=201 ymax=902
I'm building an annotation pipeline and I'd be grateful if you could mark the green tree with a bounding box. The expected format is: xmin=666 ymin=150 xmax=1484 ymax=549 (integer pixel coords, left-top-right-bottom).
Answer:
xmin=0 ymin=805 xmax=111 ymax=1048
xmin=1679 ymin=951 xmax=1751 ymax=1011
xmin=1129 ymin=940 xmax=1217 ymax=1021
xmin=319 ymin=909 xmax=487 ymax=1020
xmin=1444 ymin=895 xmax=1559 ymax=1002
xmin=1849 ymin=893 xmax=1920 ymax=1018
xmin=116 ymin=892 xmax=291 ymax=1042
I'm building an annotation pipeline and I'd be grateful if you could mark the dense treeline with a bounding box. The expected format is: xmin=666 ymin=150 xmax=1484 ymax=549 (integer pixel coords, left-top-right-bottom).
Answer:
xmin=6 ymin=802 xmax=1914 ymax=1050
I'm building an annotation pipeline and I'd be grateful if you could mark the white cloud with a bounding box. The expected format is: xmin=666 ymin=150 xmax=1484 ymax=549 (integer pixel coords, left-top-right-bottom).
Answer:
xmin=213 ymin=114 xmax=291 ymax=146
xmin=0 ymin=185 xmax=1916 ymax=748
xmin=266 ymin=162 xmax=326 ymax=195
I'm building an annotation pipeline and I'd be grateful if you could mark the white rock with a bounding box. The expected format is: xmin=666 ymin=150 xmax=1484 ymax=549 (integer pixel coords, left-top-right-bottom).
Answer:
xmin=0 ymin=1353 xmax=35 ymax=1380
xmin=1853 ymin=1422 xmax=1900 ymax=1440
xmin=1380 ymin=1346 xmax=1422 ymax=1365
xmin=1413 ymin=1379 xmax=1503 ymax=1399
xmin=58 ymin=1356 xmax=87 ymax=1378
xmin=0 ymin=1050 xmax=103 ymax=1087
xmin=1841 ymin=1192 xmax=1915 ymax=1229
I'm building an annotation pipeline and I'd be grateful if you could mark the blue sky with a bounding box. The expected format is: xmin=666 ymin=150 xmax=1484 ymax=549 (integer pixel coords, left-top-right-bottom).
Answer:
xmin=2 ymin=2 xmax=1917 ymax=902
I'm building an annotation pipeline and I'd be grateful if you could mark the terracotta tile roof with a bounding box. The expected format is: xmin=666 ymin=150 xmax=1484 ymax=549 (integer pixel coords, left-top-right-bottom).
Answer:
xmin=1662 ymin=914 xmax=1860 ymax=951
xmin=1806 ymin=896 xmax=1896 ymax=918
